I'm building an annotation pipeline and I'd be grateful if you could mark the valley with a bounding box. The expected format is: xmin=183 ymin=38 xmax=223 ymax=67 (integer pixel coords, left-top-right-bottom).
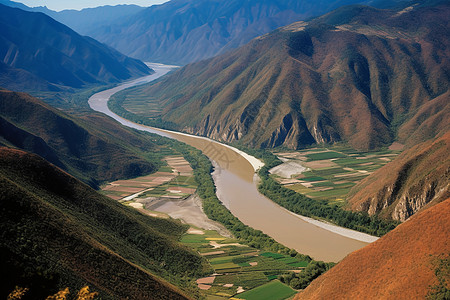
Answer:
xmin=99 ymin=154 xmax=308 ymax=299
xmin=1 ymin=0 xmax=448 ymax=299
xmin=89 ymin=64 xmax=377 ymax=263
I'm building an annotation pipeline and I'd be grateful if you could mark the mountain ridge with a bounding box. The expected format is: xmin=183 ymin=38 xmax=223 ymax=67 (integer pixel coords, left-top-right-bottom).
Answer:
xmin=88 ymin=0 xmax=376 ymax=65
xmin=111 ymin=2 xmax=449 ymax=151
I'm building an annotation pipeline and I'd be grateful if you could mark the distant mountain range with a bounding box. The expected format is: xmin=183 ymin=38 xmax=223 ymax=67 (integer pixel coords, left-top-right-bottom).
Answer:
xmin=116 ymin=1 xmax=449 ymax=151
xmin=0 ymin=147 xmax=203 ymax=299
xmin=0 ymin=4 xmax=152 ymax=92
xmin=0 ymin=0 xmax=145 ymax=36
xmin=90 ymin=0 xmax=377 ymax=64
xmin=296 ymin=197 xmax=450 ymax=299
xmin=0 ymin=0 xmax=416 ymax=66
xmin=0 ymin=89 xmax=164 ymax=188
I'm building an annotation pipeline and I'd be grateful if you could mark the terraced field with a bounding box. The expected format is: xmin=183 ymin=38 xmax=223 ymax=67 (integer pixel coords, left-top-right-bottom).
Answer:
xmin=271 ymin=147 xmax=401 ymax=206
xmin=112 ymin=86 xmax=164 ymax=120
xmin=181 ymin=230 xmax=308 ymax=299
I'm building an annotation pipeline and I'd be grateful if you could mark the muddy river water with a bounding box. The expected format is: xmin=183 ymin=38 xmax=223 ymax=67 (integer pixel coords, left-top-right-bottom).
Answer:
xmin=89 ymin=63 xmax=375 ymax=262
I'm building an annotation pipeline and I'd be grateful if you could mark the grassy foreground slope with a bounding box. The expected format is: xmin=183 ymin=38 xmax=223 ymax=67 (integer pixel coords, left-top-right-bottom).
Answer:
xmin=347 ymin=131 xmax=450 ymax=221
xmin=0 ymin=89 xmax=168 ymax=188
xmin=295 ymin=198 xmax=450 ymax=300
xmin=0 ymin=147 xmax=209 ymax=299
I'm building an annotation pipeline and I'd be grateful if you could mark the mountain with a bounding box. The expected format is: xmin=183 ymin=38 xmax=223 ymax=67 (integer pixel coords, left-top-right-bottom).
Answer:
xmin=346 ymin=132 xmax=450 ymax=221
xmin=87 ymin=0 xmax=376 ymax=65
xmin=34 ymin=5 xmax=144 ymax=37
xmin=0 ymin=4 xmax=152 ymax=92
xmin=0 ymin=1 xmax=145 ymax=37
xmin=295 ymin=198 xmax=450 ymax=299
xmin=0 ymin=147 xmax=206 ymax=299
xmin=0 ymin=89 xmax=164 ymax=188
xmin=113 ymin=2 xmax=449 ymax=151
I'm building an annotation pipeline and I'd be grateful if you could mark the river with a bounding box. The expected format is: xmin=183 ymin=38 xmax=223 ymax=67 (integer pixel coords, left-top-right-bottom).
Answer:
xmin=89 ymin=63 xmax=376 ymax=262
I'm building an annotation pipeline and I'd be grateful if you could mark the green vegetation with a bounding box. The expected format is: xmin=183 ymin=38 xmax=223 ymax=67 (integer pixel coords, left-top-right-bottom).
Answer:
xmin=279 ymin=261 xmax=335 ymax=289
xmin=234 ymin=146 xmax=399 ymax=236
xmin=427 ymin=256 xmax=450 ymax=300
xmin=275 ymin=147 xmax=400 ymax=203
xmin=234 ymin=280 xmax=296 ymax=300
xmin=305 ymin=151 xmax=346 ymax=160
xmin=152 ymin=136 xmax=343 ymax=295
xmin=181 ymin=230 xmax=310 ymax=298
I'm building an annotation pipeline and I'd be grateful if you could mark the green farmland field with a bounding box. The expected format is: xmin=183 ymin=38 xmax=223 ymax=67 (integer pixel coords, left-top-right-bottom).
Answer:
xmin=233 ymin=280 xmax=296 ymax=300
xmin=273 ymin=147 xmax=401 ymax=203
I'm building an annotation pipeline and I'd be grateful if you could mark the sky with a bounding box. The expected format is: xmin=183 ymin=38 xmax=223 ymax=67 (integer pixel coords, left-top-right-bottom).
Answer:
xmin=13 ymin=0 xmax=169 ymax=11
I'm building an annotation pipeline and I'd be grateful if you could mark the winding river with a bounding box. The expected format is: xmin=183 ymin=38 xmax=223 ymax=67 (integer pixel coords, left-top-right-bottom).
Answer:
xmin=89 ymin=63 xmax=376 ymax=262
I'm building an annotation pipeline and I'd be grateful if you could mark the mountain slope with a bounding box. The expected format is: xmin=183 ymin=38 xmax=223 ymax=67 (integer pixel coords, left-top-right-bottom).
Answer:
xmin=346 ymin=131 xmax=450 ymax=221
xmin=0 ymin=147 xmax=206 ymax=299
xmin=89 ymin=0 xmax=373 ymax=65
xmin=0 ymin=89 xmax=164 ymax=188
xmin=295 ymin=198 xmax=450 ymax=299
xmin=112 ymin=3 xmax=449 ymax=151
xmin=0 ymin=4 xmax=152 ymax=92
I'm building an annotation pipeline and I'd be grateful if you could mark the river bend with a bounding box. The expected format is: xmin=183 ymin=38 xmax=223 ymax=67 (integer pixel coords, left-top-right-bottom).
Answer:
xmin=89 ymin=63 xmax=376 ymax=262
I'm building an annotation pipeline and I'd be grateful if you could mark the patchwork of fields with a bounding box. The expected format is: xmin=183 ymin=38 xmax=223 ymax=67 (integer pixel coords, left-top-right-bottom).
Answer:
xmin=98 ymin=150 xmax=380 ymax=300
xmin=271 ymin=147 xmax=400 ymax=206
xmin=181 ymin=230 xmax=303 ymax=299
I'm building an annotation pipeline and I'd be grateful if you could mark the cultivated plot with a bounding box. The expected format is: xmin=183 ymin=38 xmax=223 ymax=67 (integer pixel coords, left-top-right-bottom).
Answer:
xmin=272 ymin=147 xmax=400 ymax=205
xmin=182 ymin=230 xmax=308 ymax=299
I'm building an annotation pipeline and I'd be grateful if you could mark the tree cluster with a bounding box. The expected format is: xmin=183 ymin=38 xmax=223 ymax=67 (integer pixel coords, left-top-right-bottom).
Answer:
xmin=279 ymin=261 xmax=335 ymax=290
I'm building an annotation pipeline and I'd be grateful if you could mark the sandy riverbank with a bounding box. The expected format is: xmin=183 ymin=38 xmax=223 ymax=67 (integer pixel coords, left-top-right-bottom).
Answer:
xmin=137 ymin=194 xmax=232 ymax=238
xmin=288 ymin=211 xmax=378 ymax=243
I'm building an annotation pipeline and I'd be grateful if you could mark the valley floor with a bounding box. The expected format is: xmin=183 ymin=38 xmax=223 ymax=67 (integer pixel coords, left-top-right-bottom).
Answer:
xmin=101 ymin=154 xmax=303 ymax=299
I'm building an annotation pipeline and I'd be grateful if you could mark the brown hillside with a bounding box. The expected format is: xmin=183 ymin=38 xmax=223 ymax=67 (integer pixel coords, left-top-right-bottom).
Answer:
xmin=114 ymin=3 xmax=449 ymax=151
xmin=295 ymin=198 xmax=450 ymax=300
xmin=346 ymin=131 xmax=450 ymax=221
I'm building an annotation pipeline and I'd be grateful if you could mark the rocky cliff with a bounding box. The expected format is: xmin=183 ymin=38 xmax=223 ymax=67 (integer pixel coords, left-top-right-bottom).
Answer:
xmin=346 ymin=131 xmax=450 ymax=221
